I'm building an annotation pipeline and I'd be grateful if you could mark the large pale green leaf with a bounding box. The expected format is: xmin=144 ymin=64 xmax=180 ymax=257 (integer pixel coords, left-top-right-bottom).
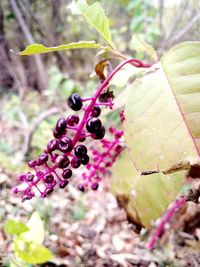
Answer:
xmin=124 ymin=42 xmax=200 ymax=174
xmin=15 ymin=41 xmax=101 ymax=55
xmin=68 ymin=0 xmax=114 ymax=47
xmin=111 ymin=150 xmax=185 ymax=228
xmin=21 ymin=212 xmax=44 ymax=244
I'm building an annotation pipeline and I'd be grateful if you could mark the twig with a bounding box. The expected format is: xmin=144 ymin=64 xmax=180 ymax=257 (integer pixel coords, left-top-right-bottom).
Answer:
xmin=147 ymin=196 xmax=186 ymax=250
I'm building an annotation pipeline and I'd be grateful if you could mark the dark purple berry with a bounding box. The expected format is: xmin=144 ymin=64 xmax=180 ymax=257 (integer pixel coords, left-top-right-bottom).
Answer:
xmin=74 ymin=145 xmax=87 ymax=157
xmin=91 ymin=183 xmax=99 ymax=190
xmin=38 ymin=153 xmax=48 ymax=165
xmin=71 ymin=157 xmax=81 ymax=168
xmin=91 ymin=106 xmax=101 ymax=117
xmin=56 ymin=155 xmax=70 ymax=169
xmin=53 ymin=128 xmax=64 ymax=139
xmin=59 ymin=180 xmax=69 ymax=189
xmin=67 ymin=115 xmax=79 ymax=126
xmin=62 ymin=169 xmax=72 ymax=179
xmin=46 ymin=188 xmax=54 ymax=195
xmin=47 ymin=139 xmax=58 ymax=152
xmin=67 ymin=93 xmax=83 ymax=111
xmin=86 ymin=118 xmax=102 ymax=133
xmin=56 ymin=118 xmax=67 ymax=132
xmin=57 ymin=136 xmax=73 ymax=153
xmin=28 ymin=160 xmax=38 ymax=168
xmin=78 ymin=184 xmax=85 ymax=192
xmin=81 ymin=154 xmax=89 ymax=165
xmin=25 ymin=173 xmax=34 ymax=182
xmin=44 ymin=173 xmax=54 ymax=183
xmin=92 ymin=126 xmax=105 ymax=140
xmin=79 ymin=133 xmax=86 ymax=142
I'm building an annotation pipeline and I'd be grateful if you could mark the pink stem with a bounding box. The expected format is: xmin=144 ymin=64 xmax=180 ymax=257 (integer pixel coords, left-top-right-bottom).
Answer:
xmin=147 ymin=196 xmax=186 ymax=250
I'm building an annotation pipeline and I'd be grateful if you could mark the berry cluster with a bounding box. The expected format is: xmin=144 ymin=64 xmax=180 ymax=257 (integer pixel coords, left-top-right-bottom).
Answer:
xmin=13 ymin=58 xmax=150 ymax=201
xmin=13 ymin=90 xmax=116 ymax=201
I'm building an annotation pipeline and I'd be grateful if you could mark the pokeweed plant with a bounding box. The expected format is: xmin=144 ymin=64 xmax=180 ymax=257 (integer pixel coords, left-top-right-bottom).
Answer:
xmin=12 ymin=0 xmax=200 ymax=249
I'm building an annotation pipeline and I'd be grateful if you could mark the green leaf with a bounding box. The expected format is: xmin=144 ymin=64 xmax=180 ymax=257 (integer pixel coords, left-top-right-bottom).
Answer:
xmin=111 ymin=150 xmax=185 ymax=228
xmin=4 ymin=220 xmax=29 ymax=235
xmin=14 ymin=238 xmax=53 ymax=264
xmin=124 ymin=41 xmax=200 ymax=174
xmin=15 ymin=41 xmax=102 ymax=56
xmin=131 ymin=34 xmax=158 ymax=61
xmin=68 ymin=0 xmax=114 ymax=47
xmin=21 ymin=212 xmax=44 ymax=244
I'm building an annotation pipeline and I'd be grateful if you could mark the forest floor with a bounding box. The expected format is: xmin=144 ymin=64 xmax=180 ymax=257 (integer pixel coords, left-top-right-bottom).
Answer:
xmin=0 ymin=169 xmax=200 ymax=267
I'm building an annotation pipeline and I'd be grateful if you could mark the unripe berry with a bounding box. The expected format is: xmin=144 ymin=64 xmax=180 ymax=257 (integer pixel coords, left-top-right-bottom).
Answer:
xmin=25 ymin=173 xmax=34 ymax=182
xmin=67 ymin=93 xmax=83 ymax=111
xmin=74 ymin=145 xmax=87 ymax=158
xmin=86 ymin=118 xmax=102 ymax=133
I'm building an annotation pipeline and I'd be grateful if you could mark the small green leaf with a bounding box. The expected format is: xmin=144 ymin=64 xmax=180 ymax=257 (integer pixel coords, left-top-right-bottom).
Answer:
xmin=4 ymin=220 xmax=29 ymax=235
xmin=21 ymin=212 xmax=44 ymax=244
xmin=111 ymin=150 xmax=185 ymax=228
xmin=131 ymin=34 xmax=158 ymax=61
xmin=68 ymin=0 xmax=114 ymax=47
xmin=14 ymin=239 xmax=53 ymax=264
xmin=15 ymin=41 xmax=102 ymax=56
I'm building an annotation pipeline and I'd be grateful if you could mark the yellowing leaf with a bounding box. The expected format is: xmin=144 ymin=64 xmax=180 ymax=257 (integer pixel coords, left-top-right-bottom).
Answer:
xmin=14 ymin=41 xmax=102 ymax=56
xmin=111 ymin=150 xmax=185 ymax=228
xmin=132 ymin=34 xmax=158 ymax=61
xmin=21 ymin=211 xmax=44 ymax=244
xmin=124 ymin=42 xmax=200 ymax=174
xmin=4 ymin=220 xmax=29 ymax=235
xmin=68 ymin=0 xmax=114 ymax=47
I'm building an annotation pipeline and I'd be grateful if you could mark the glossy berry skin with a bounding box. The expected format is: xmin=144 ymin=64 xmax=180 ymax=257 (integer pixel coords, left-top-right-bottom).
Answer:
xmin=47 ymin=139 xmax=58 ymax=153
xmin=91 ymin=106 xmax=101 ymax=117
xmin=91 ymin=183 xmax=99 ymax=190
xmin=44 ymin=173 xmax=54 ymax=184
xmin=57 ymin=136 xmax=73 ymax=153
xmin=67 ymin=115 xmax=79 ymax=126
xmin=59 ymin=180 xmax=69 ymax=189
xmin=92 ymin=126 xmax=105 ymax=140
xmin=86 ymin=118 xmax=102 ymax=133
xmin=38 ymin=153 xmax=48 ymax=165
xmin=81 ymin=154 xmax=89 ymax=165
xmin=62 ymin=169 xmax=72 ymax=179
xmin=56 ymin=155 xmax=70 ymax=169
xmin=78 ymin=184 xmax=85 ymax=192
xmin=28 ymin=159 xmax=38 ymax=168
xmin=67 ymin=93 xmax=83 ymax=111
xmin=71 ymin=157 xmax=81 ymax=169
xmin=74 ymin=145 xmax=87 ymax=158
xmin=53 ymin=128 xmax=64 ymax=139
xmin=56 ymin=118 xmax=67 ymax=132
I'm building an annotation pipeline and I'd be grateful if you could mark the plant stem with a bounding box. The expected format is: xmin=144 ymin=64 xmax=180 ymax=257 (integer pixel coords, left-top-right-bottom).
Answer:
xmin=146 ymin=196 xmax=186 ymax=250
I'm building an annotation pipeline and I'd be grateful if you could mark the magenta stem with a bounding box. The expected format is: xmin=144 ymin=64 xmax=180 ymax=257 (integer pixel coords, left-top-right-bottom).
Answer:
xmin=73 ymin=58 xmax=150 ymax=145
xmin=146 ymin=196 xmax=186 ymax=250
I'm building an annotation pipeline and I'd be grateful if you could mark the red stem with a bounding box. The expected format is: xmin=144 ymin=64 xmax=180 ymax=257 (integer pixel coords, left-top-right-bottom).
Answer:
xmin=146 ymin=196 xmax=186 ymax=250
